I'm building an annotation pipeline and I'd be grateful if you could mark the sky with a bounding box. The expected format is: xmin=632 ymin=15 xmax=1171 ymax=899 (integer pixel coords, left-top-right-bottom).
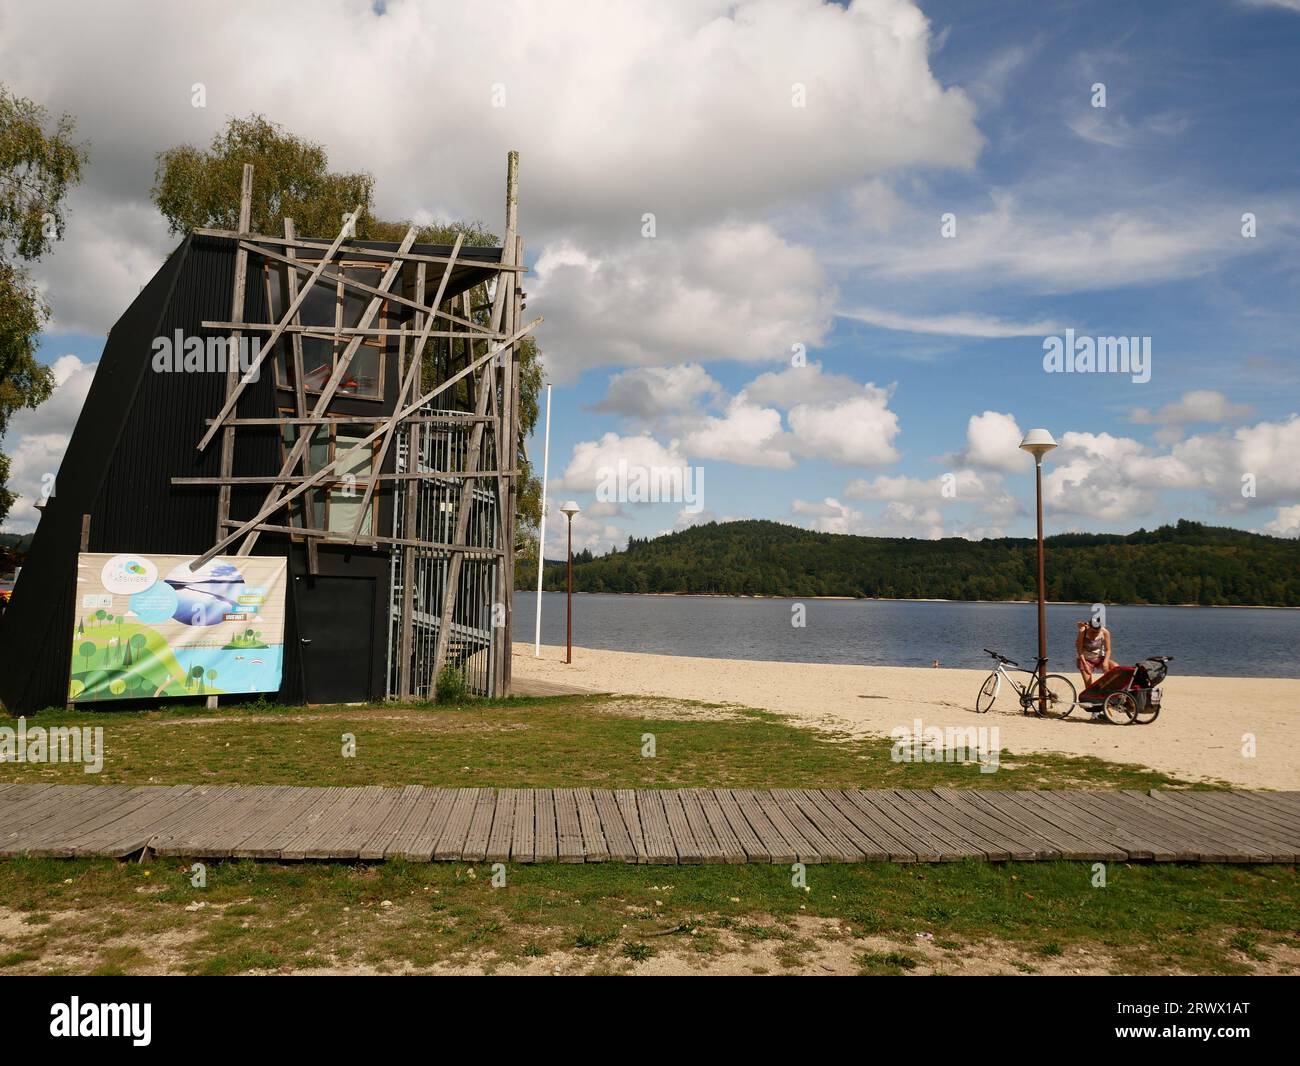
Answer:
xmin=2 ymin=0 xmax=1299 ymax=557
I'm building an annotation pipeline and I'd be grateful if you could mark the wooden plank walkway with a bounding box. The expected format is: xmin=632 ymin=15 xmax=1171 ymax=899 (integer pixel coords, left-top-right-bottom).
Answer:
xmin=1 ymin=785 xmax=1297 ymax=864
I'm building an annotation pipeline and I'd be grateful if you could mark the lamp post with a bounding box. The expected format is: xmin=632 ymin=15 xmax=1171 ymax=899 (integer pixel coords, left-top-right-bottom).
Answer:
xmin=560 ymin=501 xmax=580 ymax=664
xmin=1019 ymin=429 xmax=1057 ymax=714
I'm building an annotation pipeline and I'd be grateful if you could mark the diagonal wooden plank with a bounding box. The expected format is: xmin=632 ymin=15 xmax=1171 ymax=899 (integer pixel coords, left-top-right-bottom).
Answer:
xmin=237 ymin=787 xmax=335 ymax=859
xmin=693 ymin=789 xmax=747 ymax=864
xmin=849 ymin=790 xmax=959 ymax=861
xmin=357 ymin=785 xmax=425 ymax=861
xmin=510 ymin=788 xmax=536 ymax=863
xmin=1147 ymin=792 xmax=1293 ymax=861
xmin=487 ymin=788 xmax=517 ymax=863
xmin=1092 ymin=791 xmax=1247 ymax=862
xmin=1170 ymin=790 xmax=1300 ymax=857
xmin=929 ymin=788 xmax=1047 ymax=860
xmin=676 ymin=789 xmax=724 ymax=863
xmin=1056 ymin=790 xmax=1167 ymax=860
xmin=660 ymin=789 xmax=703 ymax=863
xmin=710 ymin=788 xmax=770 ymax=863
xmin=775 ymin=789 xmax=862 ymax=862
xmin=795 ymin=790 xmax=886 ymax=861
xmin=614 ymin=789 xmax=648 ymax=863
xmin=554 ymin=788 xmax=586 ymax=863
xmin=988 ymin=791 xmax=1125 ymax=861
xmin=896 ymin=789 xmax=1006 ymax=861
xmin=389 ymin=788 xmax=458 ymax=861
xmin=433 ymin=789 xmax=479 ymax=861
xmin=534 ymin=789 xmax=558 ymax=863
xmin=730 ymin=789 xmax=797 ymax=864
xmin=573 ymin=788 xmax=609 ymax=862
xmin=592 ymin=788 xmax=636 ymax=863
xmin=634 ymin=790 xmax=677 ymax=864
xmin=754 ymin=790 xmax=825 ymax=863
xmin=824 ymin=790 xmax=919 ymax=862
xmin=462 ymin=788 xmax=497 ymax=863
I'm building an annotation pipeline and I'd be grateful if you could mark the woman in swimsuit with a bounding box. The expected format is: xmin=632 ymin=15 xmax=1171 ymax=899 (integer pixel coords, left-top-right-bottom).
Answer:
xmin=1075 ymin=618 xmax=1114 ymax=688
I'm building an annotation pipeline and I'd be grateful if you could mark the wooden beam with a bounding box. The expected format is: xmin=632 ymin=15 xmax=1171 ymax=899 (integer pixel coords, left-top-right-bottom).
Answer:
xmin=433 ymin=152 xmax=519 ymax=686
xmin=347 ymin=236 xmax=464 ymax=544
xmin=201 ymin=320 xmax=488 ymax=340
xmin=214 ymin=163 xmax=255 ymax=539
xmin=189 ymin=315 xmax=542 ymax=569
xmin=283 ymin=218 xmax=318 ymax=572
xmin=236 ymin=227 xmax=418 ymax=555
xmin=197 ymin=207 xmax=362 ymax=452
xmin=203 ymin=414 xmax=494 ymax=427
xmin=396 ymin=260 xmax=426 ymax=702
xmin=217 ymin=519 xmax=504 ymax=556
xmin=241 ymin=242 xmax=497 ymax=338
xmin=173 ymin=470 xmax=519 ymax=486
xmin=191 ymin=227 xmax=526 ymax=270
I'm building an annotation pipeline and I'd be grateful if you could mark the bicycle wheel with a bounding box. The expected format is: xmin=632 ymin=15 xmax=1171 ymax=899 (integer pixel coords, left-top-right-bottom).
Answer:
xmin=1103 ymin=691 xmax=1137 ymax=725
xmin=1130 ymin=693 xmax=1160 ymax=725
xmin=975 ymin=673 xmax=999 ymax=713
xmin=1033 ymin=674 xmax=1077 ymax=720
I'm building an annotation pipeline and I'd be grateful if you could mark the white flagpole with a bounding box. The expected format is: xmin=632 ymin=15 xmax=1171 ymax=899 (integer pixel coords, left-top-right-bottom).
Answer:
xmin=534 ymin=383 xmax=552 ymax=657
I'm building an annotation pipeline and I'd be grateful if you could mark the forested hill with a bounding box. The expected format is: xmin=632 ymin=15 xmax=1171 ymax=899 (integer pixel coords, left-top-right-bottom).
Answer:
xmin=531 ymin=519 xmax=1300 ymax=606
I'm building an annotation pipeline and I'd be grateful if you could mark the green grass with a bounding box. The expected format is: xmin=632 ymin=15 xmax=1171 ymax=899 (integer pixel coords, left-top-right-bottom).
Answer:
xmin=1 ymin=693 xmax=1205 ymax=790
xmin=0 ymin=856 xmax=1293 ymax=976
xmin=0 ymin=692 xmax=1289 ymax=975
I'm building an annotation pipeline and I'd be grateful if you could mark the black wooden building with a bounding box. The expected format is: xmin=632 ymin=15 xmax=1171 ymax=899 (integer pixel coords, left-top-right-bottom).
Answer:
xmin=0 ymin=213 xmax=526 ymax=715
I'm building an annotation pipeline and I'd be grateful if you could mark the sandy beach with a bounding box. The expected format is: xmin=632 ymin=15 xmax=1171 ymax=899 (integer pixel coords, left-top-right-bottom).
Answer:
xmin=514 ymin=645 xmax=1300 ymax=790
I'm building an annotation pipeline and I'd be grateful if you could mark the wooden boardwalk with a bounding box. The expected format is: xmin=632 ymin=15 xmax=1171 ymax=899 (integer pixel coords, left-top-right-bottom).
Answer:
xmin=2 ymin=784 xmax=1298 ymax=864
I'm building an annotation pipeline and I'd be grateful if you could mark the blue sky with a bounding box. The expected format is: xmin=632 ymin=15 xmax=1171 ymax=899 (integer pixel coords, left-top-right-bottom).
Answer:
xmin=5 ymin=0 xmax=1299 ymax=553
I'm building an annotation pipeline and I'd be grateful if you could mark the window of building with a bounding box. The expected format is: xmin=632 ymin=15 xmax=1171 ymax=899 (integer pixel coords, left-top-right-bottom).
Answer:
xmin=278 ymin=417 xmax=378 ymax=536
xmin=265 ymin=263 xmax=386 ymax=400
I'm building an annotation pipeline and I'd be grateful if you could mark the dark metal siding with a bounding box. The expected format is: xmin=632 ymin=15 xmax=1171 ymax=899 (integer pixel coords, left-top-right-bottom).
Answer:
xmin=0 ymin=234 xmax=401 ymax=713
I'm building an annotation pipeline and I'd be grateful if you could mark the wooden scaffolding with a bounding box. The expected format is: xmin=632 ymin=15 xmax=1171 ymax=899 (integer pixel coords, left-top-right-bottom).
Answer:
xmin=175 ymin=153 xmax=536 ymax=699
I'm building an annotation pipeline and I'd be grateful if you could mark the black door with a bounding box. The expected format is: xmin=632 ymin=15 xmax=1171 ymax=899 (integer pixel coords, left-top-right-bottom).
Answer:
xmin=293 ymin=574 xmax=375 ymax=703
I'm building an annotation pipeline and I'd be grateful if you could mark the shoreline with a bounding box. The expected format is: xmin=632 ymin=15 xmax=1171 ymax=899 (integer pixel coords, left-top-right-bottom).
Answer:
xmin=523 ymin=589 xmax=1300 ymax=610
xmin=513 ymin=644 xmax=1300 ymax=790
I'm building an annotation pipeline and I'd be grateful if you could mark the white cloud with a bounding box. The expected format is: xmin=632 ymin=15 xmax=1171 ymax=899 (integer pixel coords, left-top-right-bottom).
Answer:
xmin=838 ymin=306 xmax=1063 ymax=338
xmin=2 ymin=355 xmax=99 ymax=532
xmin=958 ymin=410 xmax=1025 ymax=472
xmin=841 ymin=191 xmax=1274 ymax=293
xmin=1262 ymin=505 xmax=1300 ymax=536
xmin=792 ymin=496 xmax=944 ymax=538
xmin=1 ymin=0 xmax=980 ymax=344
xmin=554 ymin=431 xmax=690 ymax=493
xmin=1130 ymin=390 xmax=1253 ymax=427
xmin=592 ymin=364 xmax=720 ymax=421
xmin=787 ymin=384 xmax=900 ymax=467
xmin=740 ymin=361 xmax=861 ymax=408
xmin=530 ymin=223 xmax=835 ymax=377
xmin=679 ymin=398 xmax=794 ymax=469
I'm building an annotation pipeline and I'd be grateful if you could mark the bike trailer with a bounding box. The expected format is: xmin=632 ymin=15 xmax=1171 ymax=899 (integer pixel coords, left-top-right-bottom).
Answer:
xmin=1078 ymin=658 xmax=1170 ymax=724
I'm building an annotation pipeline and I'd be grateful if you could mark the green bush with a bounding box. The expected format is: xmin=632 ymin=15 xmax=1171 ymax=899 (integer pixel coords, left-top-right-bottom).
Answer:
xmin=434 ymin=665 xmax=471 ymax=704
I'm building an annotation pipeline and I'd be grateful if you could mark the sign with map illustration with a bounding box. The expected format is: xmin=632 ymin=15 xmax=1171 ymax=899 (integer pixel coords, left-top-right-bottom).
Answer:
xmin=69 ymin=553 xmax=288 ymax=702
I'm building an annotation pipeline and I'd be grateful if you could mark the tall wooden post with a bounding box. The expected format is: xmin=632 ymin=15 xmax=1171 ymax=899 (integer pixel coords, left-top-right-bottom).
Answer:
xmin=216 ymin=164 xmax=254 ymax=543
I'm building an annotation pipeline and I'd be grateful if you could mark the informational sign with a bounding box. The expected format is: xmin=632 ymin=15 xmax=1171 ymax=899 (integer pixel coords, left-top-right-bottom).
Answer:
xmin=70 ymin=553 xmax=288 ymax=703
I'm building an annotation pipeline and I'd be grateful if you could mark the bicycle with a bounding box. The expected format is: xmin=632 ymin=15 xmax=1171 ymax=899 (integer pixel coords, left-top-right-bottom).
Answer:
xmin=974 ymin=648 xmax=1078 ymax=719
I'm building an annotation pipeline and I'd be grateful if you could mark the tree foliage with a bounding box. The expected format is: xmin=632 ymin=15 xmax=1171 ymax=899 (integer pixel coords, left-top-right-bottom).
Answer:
xmin=152 ymin=114 xmax=374 ymax=239
xmin=0 ymin=86 xmax=88 ymax=524
xmin=531 ymin=518 xmax=1300 ymax=607
xmin=151 ymin=114 xmax=544 ymax=542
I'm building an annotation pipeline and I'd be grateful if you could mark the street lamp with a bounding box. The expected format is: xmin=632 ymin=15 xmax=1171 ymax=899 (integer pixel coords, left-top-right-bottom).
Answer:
xmin=560 ymin=501 xmax=580 ymax=664
xmin=1019 ymin=429 xmax=1057 ymax=714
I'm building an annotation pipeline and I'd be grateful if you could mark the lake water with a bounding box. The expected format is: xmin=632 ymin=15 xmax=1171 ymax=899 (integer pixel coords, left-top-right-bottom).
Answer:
xmin=514 ymin=592 xmax=1300 ymax=679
